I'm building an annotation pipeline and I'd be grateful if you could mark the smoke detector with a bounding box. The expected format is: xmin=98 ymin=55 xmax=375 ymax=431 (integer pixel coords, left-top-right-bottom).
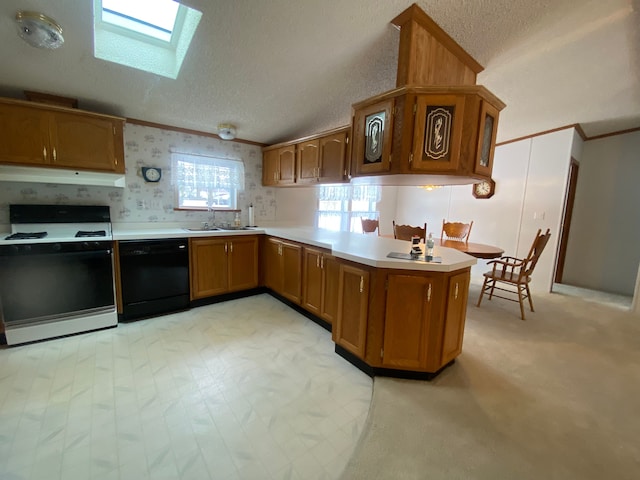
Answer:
xmin=217 ymin=123 xmax=237 ymax=141
xmin=15 ymin=11 xmax=64 ymax=49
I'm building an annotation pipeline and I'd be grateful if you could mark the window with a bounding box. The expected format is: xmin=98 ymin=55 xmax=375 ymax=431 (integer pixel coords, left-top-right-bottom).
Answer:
xmin=93 ymin=0 xmax=202 ymax=79
xmin=172 ymin=152 xmax=244 ymax=210
xmin=101 ymin=0 xmax=180 ymax=43
xmin=317 ymin=185 xmax=381 ymax=232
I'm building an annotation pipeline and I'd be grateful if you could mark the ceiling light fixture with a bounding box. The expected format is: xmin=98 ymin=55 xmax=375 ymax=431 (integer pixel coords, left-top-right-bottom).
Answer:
xmin=419 ymin=185 xmax=443 ymax=191
xmin=15 ymin=11 xmax=64 ymax=49
xmin=217 ymin=123 xmax=237 ymax=140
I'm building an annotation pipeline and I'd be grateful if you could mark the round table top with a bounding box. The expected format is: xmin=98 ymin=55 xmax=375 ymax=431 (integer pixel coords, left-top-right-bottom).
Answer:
xmin=436 ymin=239 xmax=504 ymax=259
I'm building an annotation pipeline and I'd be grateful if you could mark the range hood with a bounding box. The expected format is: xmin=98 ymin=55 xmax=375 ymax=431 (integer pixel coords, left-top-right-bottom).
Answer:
xmin=0 ymin=165 xmax=126 ymax=188
xmin=349 ymin=4 xmax=506 ymax=186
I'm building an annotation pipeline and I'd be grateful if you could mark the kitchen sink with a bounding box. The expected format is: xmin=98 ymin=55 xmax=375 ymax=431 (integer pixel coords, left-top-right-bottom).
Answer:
xmin=184 ymin=227 xmax=220 ymax=231
xmin=219 ymin=226 xmax=254 ymax=231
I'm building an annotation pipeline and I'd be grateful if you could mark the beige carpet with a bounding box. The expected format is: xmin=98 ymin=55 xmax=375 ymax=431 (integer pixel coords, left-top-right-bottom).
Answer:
xmin=341 ymin=281 xmax=640 ymax=480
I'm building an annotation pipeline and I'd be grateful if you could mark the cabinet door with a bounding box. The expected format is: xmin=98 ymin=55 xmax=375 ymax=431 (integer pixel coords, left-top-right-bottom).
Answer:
xmin=262 ymin=149 xmax=279 ymax=186
xmin=335 ymin=264 xmax=369 ymax=358
xmin=318 ymin=131 xmax=347 ymax=183
xmin=190 ymin=238 xmax=229 ymax=299
xmin=50 ymin=112 xmax=124 ymax=172
xmin=0 ymin=103 xmax=50 ymax=165
xmin=474 ymin=100 xmax=499 ymax=177
xmin=278 ymin=146 xmax=296 ymax=184
xmin=263 ymin=237 xmax=283 ymax=292
xmin=228 ymin=236 xmax=259 ymax=292
xmin=281 ymin=241 xmax=302 ymax=303
xmin=441 ymin=270 xmax=470 ymax=365
xmin=352 ymin=99 xmax=393 ymax=175
xmin=302 ymin=247 xmax=323 ymax=314
xmin=382 ymin=274 xmax=432 ymax=369
xmin=411 ymin=95 xmax=465 ymax=172
xmin=320 ymin=254 xmax=340 ymax=324
xmin=296 ymin=140 xmax=320 ymax=184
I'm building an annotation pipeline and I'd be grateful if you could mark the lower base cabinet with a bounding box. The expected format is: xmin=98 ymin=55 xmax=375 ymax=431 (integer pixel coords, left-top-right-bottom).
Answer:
xmin=190 ymin=236 xmax=258 ymax=299
xmin=334 ymin=263 xmax=369 ymax=358
xmin=302 ymin=247 xmax=340 ymax=324
xmin=263 ymin=237 xmax=302 ymax=303
xmin=262 ymin=235 xmax=471 ymax=376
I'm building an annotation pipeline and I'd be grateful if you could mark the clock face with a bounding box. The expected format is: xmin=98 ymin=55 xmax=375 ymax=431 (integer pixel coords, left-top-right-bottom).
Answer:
xmin=473 ymin=179 xmax=495 ymax=199
xmin=142 ymin=167 xmax=161 ymax=182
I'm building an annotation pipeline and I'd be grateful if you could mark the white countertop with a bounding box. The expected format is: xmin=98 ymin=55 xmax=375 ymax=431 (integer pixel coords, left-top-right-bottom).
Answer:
xmin=111 ymin=224 xmax=477 ymax=272
xmin=1 ymin=224 xmax=476 ymax=272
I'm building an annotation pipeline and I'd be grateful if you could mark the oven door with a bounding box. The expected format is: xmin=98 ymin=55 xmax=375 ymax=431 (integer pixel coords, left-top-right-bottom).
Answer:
xmin=0 ymin=242 xmax=116 ymax=331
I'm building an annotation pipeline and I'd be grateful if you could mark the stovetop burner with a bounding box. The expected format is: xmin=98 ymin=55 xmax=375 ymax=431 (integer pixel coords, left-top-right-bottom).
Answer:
xmin=5 ymin=232 xmax=48 ymax=240
xmin=75 ymin=230 xmax=107 ymax=238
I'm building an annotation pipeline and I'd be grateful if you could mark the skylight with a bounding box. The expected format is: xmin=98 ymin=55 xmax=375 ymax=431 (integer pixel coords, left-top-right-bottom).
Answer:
xmin=93 ymin=0 xmax=202 ymax=79
xmin=101 ymin=0 xmax=180 ymax=43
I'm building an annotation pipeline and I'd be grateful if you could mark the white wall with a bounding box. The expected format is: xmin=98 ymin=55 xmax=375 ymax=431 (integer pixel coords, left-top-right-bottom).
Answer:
xmin=563 ymin=130 xmax=640 ymax=296
xmin=394 ymin=128 xmax=576 ymax=290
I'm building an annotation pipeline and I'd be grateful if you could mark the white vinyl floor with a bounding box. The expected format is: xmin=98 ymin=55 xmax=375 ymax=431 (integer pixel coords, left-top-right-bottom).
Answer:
xmin=0 ymin=294 xmax=373 ymax=480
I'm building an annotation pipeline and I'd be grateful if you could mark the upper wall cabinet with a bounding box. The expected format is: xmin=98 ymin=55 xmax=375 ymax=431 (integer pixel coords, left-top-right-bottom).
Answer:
xmin=0 ymin=98 xmax=125 ymax=174
xmin=350 ymin=86 xmax=505 ymax=184
xmin=262 ymin=127 xmax=350 ymax=187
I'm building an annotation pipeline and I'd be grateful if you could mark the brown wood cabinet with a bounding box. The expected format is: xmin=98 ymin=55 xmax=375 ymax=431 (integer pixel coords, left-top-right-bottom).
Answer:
xmin=262 ymin=237 xmax=302 ymax=303
xmin=262 ymin=145 xmax=295 ymax=186
xmin=263 ymin=127 xmax=349 ymax=186
xmin=0 ymin=98 xmax=125 ymax=173
xmin=350 ymin=87 xmax=504 ymax=183
xmin=382 ymin=274 xmax=434 ymax=369
xmin=440 ymin=270 xmax=469 ymax=365
xmin=334 ymin=263 xmax=370 ymax=358
xmin=190 ymin=236 xmax=259 ymax=299
xmin=302 ymin=247 xmax=340 ymax=324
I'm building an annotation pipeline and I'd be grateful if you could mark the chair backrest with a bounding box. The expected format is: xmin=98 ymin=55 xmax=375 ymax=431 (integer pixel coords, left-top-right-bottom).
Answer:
xmin=392 ymin=221 xmax=427 ymax=242
xmin=361 ymin=218 xmax=379 ymax=235
xmin=441 ymin=219 xmax=473 ymax=243
xmin=520 ymin=228 xmax=552 ymax=278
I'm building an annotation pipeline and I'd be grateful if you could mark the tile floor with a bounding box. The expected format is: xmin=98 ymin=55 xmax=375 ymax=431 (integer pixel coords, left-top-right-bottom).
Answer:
xmin=0 ymin=294 xmax=373 ymax=480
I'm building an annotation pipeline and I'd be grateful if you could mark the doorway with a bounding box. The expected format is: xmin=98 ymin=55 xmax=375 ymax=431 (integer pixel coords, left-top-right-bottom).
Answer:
xmin=554 ymin=157 xmax=579 ymax=284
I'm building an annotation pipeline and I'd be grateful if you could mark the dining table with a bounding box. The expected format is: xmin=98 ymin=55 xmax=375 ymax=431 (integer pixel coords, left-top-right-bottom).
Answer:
xmin=379 ymin=234 xmax=504 ymax=259
xmin=436 ymin=239 xmax=504 ymax=259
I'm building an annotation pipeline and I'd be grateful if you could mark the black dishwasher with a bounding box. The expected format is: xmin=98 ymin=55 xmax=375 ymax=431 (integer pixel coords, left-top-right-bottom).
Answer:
xmin=118 ymin=238 xmax=190 ymax=321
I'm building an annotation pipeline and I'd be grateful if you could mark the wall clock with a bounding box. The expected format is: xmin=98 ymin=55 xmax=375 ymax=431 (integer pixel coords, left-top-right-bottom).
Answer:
xmin=472 ymin=179 xmax=495 ymax=199
xmin=142 ymin=167 xmax=162 ymax=183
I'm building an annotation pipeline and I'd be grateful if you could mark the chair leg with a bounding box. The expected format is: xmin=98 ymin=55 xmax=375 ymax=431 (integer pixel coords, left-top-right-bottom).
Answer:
xmin=488 ymin=278 xmax=496 ymax=300
xmin=525 ymin=283 xmax=535 ymax=312
xmin=477 ymin=277 xmax=489 ymax=306
xmin=517 ymin=284 xmax=526 ymax=320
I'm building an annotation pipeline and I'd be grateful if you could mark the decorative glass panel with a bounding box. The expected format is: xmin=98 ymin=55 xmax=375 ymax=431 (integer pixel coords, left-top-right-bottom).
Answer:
xmin=424 ymin=106 xmax=454 ymax=161
xmin=364 ymin=112 xmax=385 ymax=164
xmin=480 ymin=113 xmax=495 ymax=167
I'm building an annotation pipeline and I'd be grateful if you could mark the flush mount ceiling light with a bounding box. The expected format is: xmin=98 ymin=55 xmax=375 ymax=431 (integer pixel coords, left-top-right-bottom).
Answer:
xmin=217 ymin=123 xmax=237 ymax=141
xmin=15 ymin=11 xmax=64 ymax=49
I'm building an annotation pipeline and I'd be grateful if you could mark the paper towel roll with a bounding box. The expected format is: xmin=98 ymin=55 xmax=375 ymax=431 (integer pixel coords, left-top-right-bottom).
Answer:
xmin=248 ymin=204 xmax=255 ymax=226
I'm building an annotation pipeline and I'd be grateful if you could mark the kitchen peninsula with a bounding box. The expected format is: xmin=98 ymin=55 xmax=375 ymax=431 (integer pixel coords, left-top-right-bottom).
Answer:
xmin=111 ymin=225 xmax=476 ymax=378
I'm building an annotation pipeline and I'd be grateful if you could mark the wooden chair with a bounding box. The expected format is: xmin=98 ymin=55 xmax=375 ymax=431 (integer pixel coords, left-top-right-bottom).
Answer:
xmin=441 ymin=219 xmax=473 ymax=243
xmin=477 ymin=228 xmax=551 ymax=320
xmin=392 ymin=221 xmax=427 ymax=242
xmin=361 ymin=218 xmax=379 ymax=235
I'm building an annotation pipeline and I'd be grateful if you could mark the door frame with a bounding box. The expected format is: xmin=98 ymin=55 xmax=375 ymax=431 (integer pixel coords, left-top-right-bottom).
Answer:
xmin=554 ymin=157 xmax=579 ymax=283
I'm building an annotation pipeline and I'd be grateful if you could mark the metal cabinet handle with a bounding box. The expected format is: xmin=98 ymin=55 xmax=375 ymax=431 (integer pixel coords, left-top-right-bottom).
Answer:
xmin=316 ymin=255 xmax=320 ymax=268
xmin=224 ymin=242 xmax=228 ymax=254
xmin=53 ymin=148 xmax=57 ymax=161
xmin=43 ymin=146 xmax=47 ymax=160
xmin=427 ymin=284 xmax=432 ymax=302
xmin=359 ymin=276 xmax=364 ymax=293
xmin=454 ymin=283 xmax=459 ymax=300
xmin=320 ymin=255 xmax=324 ymax=269
xmin=230 ymin=242 xmax=233 ymax=253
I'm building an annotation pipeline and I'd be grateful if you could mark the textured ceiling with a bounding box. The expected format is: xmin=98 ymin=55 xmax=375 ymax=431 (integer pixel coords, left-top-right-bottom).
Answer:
xmin=0 ymin=0 xmax=638 ymax=145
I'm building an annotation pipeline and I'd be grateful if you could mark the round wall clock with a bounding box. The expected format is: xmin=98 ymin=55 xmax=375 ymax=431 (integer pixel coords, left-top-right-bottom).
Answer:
xmin=472 ymin=179 xmax=495 ymax=199
xmin=141 ymin=167 xmax=162 ymax=182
